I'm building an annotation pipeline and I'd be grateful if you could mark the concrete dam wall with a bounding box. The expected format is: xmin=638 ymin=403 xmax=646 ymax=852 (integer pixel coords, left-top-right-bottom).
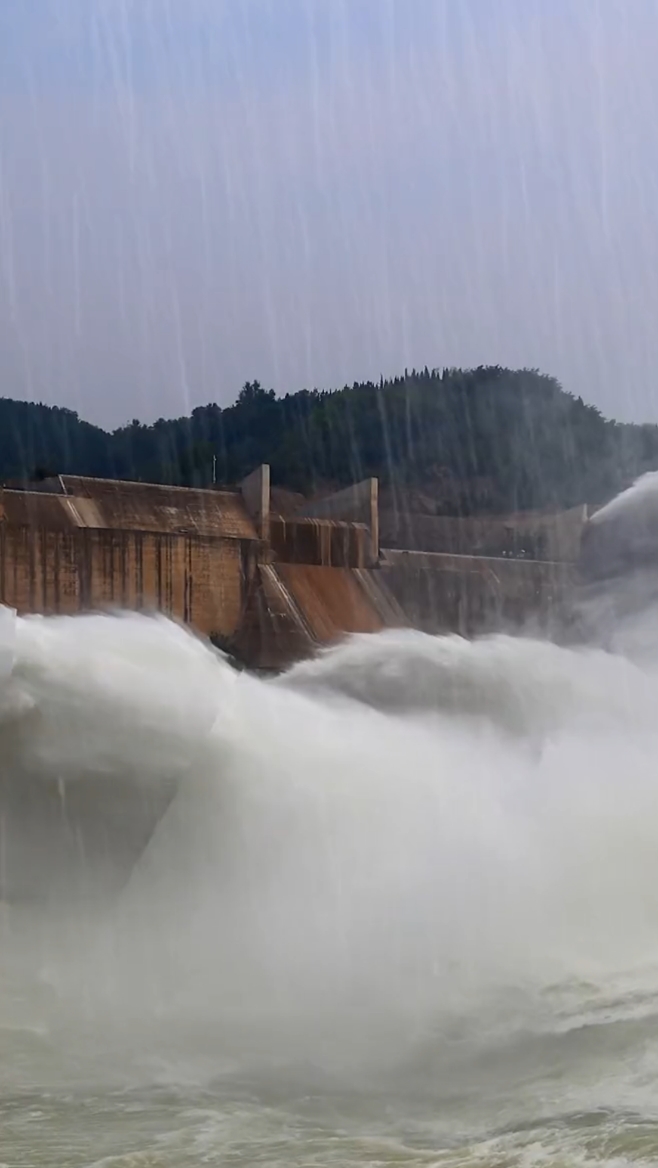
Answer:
xmin=0 ymin=474 xmax=404 ymax=670
xmin=0 ymin=469 xmax=590 ymax=666
xmin=0 ymin=470 xmax=594 ymax=907
xmin=380 ymin=549 xmax=575 ymax=639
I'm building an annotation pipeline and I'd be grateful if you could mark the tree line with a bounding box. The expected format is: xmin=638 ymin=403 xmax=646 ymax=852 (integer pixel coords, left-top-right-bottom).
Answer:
xmin=1 ymin=366 xmax=656 ymax=515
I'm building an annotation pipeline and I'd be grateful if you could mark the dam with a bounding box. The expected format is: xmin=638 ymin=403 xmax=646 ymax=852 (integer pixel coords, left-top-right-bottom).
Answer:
xmin=0 ymin=465 xmax=634 ymax=911
xmin=4 ymin=470 xmax=658 ymax=1166
xmin=0 ymin=465 xmax=583 ymax=664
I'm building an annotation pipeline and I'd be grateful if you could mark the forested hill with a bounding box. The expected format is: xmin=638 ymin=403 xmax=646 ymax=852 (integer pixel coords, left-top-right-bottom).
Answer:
xmin=1 ymin=366 xmax=657 ymax=515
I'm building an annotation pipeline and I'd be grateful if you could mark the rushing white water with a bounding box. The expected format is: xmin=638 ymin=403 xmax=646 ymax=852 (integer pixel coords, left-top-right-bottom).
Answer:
xmin=4 ymin=578 xmax=658 ymax=1162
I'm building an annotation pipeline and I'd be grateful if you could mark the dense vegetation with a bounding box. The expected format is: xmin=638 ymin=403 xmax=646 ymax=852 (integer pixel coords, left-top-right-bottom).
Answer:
xmin=1 ymin=366 xmax=657 ymax=514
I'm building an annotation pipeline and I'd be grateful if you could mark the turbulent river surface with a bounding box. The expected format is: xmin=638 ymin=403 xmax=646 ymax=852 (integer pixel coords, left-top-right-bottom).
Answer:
xmin=3 ymin=595 xmax=658 ymax=1165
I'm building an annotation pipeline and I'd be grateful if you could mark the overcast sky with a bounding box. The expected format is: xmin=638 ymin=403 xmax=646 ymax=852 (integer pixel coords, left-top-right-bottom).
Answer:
xmin=0 ymin=0 xmax=657 ymax=428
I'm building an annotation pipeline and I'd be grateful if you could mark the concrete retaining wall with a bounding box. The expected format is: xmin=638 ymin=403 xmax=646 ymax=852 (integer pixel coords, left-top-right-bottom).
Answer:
xmin=296 ymin=479 xmax=379 ymax=561
xmin=0 ymin=524 xmax=255 ymax=639
xmin=269 ymin=516 xmax=371 ymax=568
xmin=380 ymin=550 xmax=575 ymax=637
xmin=380 ymin=505 xmax=587 ymax=563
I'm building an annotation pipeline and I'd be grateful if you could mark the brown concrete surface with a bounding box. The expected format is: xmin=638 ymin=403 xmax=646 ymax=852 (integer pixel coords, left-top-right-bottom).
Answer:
xmin=276 ymin=564 xmax=386 ymax=643
xmin=54 ymin=476 xmax=258 ymax=540
xmin=0 ymin=491 xmax=86 ymax=530
xmin=296 ymin=479 xmax=379 ymax=561
xmin=230 ymin=562 xmax=406 ymax=670
xmin=380 ymin=549 xmax=575 ymax=637
xmin=229 ymin=563 xmax=316 ymax=670
xmin=269 ymin=517 xmax=371 ymax=568
xmin=0 ymin=524 xmax=254 ymax=640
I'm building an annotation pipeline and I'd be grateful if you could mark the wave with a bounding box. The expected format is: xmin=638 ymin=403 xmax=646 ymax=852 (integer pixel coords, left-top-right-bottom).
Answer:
xmin=278 ymin=626 xmax=655 ymax=737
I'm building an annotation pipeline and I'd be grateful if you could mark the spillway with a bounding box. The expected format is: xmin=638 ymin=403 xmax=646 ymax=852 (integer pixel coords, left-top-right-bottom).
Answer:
xmin=3 ymin=475 xmax=658 ymax=1164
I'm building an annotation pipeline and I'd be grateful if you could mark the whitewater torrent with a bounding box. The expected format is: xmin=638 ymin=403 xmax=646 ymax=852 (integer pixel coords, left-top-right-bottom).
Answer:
xmin=4 ymin=493 xmax=658 ymax=1162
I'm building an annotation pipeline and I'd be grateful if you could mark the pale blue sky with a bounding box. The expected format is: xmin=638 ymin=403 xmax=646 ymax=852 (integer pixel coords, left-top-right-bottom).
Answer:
xmin=0 ymin=0 xmax=657 ymax=426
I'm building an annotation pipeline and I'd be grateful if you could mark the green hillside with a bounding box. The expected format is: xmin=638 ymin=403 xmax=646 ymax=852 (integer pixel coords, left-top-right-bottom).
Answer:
xmin=2 ymin=366 xmax=656 ymax=515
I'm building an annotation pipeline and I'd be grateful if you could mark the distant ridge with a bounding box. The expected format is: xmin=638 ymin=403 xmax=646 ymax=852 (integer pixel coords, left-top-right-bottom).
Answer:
xmin=1 ymin=366 xmax=657 ymax=515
